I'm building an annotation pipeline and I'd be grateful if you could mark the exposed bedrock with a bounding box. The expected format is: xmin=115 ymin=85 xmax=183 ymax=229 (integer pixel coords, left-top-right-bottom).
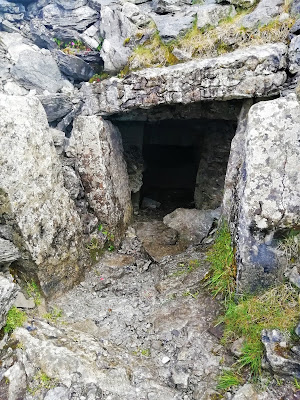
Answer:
xmin=81 ymin=43 xmax=287 ymax=117
xmin=0 ymin=94 xmax=88 ymax=297
xmin=223 ymin=94 xmax=300 ymax=292
xmin=67 ymin=115 xmax=132 ymax=242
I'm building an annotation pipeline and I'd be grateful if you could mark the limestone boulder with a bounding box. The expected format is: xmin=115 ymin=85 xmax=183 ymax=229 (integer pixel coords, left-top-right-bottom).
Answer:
xmin=262 ymin=329 xmax=300 ymax=378
xmin=152 ymin=12 xmax=195 ymax=42
xmin=29 ymin=19 xmax=57 ymax=50
xmin=223 ymin=95 xmax=300 ymax=292
xmin=0 ymin=94 xmax=87 ymax=297
xmin=240 ymin=0 xmax=284 ymax=29
xmin=152 ymin=0 xmax=192 ymax=14
xmin=197 ymin=4 xmax=236 ymax=30
xmin=216 ymin=0 xmax=257 ymax=9
xmin=67 ymin=116 xmax=132 ymax=241
xmin=10 ymin=50 xmax=65 ymax=93
xmin=163 ymin=208 xmax=220 ymax=244
xmin=99 ymin=5 xmax=137 ymax=72
xmin=54 ymin=50 xmax=95 ymax=81
xmin=0 ymin=31 xmax=67 ymax=94
xmin=38 ymin=93 xmax=73 ymax=123
xmin=231 ymin=384 xmax=258 ymax=400
xmin=39 ymin=4 xmax=99 ymax=33
xmin=289 ymin=36 xmax=300 ymax=75
xmin=291 ymin=0 xmax=300 ymax=16
xmin=0 ymin=274 xmax=18 ymax=331
xmin=81 ymin=43 xmax=287 ymax=116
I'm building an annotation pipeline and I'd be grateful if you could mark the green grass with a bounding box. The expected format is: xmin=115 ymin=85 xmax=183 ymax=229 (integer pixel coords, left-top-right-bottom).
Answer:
xmin=217 ymin=369 xmax=243 ymax=390
xmin=205 ymin=224 xmax=300 ymax=379
xmin=140 ymin=348 xmax=151 ymax=357
xmin=123 ymin=9 xmax=294 ymax=74
xmin=27 ymin=370 xmax=57 ymax=395
xmin=204 ymin=222 xmax=236 ymax=302
xmin=4 ymin=306 xmax=27 ymax=334
xmin=43 ymin=307 xmax=63 ymax=323
xmin=171 ymin=259 xmax=201 ymax=277
xmin=221 ymin=284 xmax=300 ymax=377
xmin=89 ymin=72 xmax=109 ymax=83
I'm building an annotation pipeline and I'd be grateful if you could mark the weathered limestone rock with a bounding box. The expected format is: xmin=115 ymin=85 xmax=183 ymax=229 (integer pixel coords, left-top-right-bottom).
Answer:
xmin=40 ymin=4 xmax=99 ymax=32
xmin=67 ymin=116 xmax=132 ymax=240
xmin=291 ymin=0 xmax=300 ymax=16
xmin=240 ymin=0 xmax=284 ymax=29
xmin=152 ymin=0 xmax=192 ymax=14
xmin=262 ymin=329 xmax=300 ymax=378
xmin=289 ymin=36 xmax=300 ymax=75
xmin=216 ymin=0 xmax=257 ymax=9
xmin=82 ymin=43 xmax=287 ymax=116
xmin=99 ymin=4 xmax=146 ymax=72
xmin=135 ymin=220 xmax=180 ymax=260
xmin=223 ymin=95 xmax=300 ymax=292
xmin=29 ymin=19 xmax=56 ymax=50
xmin=197 ymin=4 xmax=236 ymax=30
xmin=152 ymin=12 xmax=195 ymax=42
xmin=231 ymin=384 xmax=258 ymax=400
xmin=0 ymin=32 xmax=67 ymax=94
xmin=12 ymin=48 xmax=62 ymax=91
xmin=0 ymin=274 xmax=18 ymax=330
xmin=163 ymin=208 xmax=220 ymax=244
xmin=80 ymin=23 xmax=102 ymax=50
xmin=0 ymin=238 xmax=20 ymax=264
xmin=54 ymin=50 xmax=95 ymax=81
xmin=0 ymin=94 xmax=87 ymax=297
xmin=38 ymin=93 xmax=73 ymax=123
xmin=14 ymin=291 xmax=35 ymax=309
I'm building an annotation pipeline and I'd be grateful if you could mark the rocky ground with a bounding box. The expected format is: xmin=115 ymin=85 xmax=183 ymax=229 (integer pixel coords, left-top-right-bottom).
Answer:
xmin=0 ymin=222 xmax=298 ymax=400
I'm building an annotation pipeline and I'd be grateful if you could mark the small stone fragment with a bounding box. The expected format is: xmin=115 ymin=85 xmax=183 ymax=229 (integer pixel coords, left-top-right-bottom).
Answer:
xmin=14 ymin=292 xmax=35 ymax=309
xmin=162 ymin=356 xmax=170 ymax=364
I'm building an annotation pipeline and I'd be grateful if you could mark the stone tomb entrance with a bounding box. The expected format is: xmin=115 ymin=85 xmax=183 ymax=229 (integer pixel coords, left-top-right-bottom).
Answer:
xmin=114 ymin=116 xmax=237 ymax=215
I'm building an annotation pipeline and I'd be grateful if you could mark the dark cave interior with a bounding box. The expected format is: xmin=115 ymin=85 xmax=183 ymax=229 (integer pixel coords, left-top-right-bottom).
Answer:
xmin=114 ymin=117 xmax=237 ymax=215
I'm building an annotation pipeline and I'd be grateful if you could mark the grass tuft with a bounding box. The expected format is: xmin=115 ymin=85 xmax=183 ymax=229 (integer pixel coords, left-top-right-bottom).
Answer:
xmin=217 ymin=369 xmax=243 ymax=390
xmin=204 ymin=222 xmax=236 ymax=303
xmin=221 ymin=284 xmax=300 ymax=377
xmin=124 ymin=11 xmax=294 ymax=73
xmin=128 ymin=32 xmax=179 ymax=70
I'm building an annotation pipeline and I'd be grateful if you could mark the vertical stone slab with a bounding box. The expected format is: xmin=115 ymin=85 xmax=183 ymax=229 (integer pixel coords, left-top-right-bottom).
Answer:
xmin=0 ymin=94 xmax=86 ymax=297
xmin=223 ymin=95 xmax=300 ymax=292
xmin=69 ymin=116 xmax=132 ymax=241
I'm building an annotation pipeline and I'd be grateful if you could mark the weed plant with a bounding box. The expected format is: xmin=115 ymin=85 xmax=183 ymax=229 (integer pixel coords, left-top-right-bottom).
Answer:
xmin=4 ymin=306 xmax=27 ymax=334
xmin=26 ymin=280 xmax=41 ymax=306
xmin=27 ymin=370 xmax=57 ymax=395
xmin=43 ymin=307 xmax=63 ymax=323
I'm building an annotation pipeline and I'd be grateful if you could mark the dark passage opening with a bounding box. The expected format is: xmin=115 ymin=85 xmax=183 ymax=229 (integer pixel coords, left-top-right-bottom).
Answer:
xmin=143 ymin=144 xmax=197 ymax=211
xmin=115 ymin=117 xmax=237 ymax=216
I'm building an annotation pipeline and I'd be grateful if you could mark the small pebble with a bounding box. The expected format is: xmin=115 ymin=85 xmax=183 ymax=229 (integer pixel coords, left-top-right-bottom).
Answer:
xmin=162 ymin=356 xmax=170 ymax=364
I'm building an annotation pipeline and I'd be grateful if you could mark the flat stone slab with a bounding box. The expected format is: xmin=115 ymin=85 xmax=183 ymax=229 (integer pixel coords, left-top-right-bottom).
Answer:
xmin=82 ymin=43 xmax=287 ymax=117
